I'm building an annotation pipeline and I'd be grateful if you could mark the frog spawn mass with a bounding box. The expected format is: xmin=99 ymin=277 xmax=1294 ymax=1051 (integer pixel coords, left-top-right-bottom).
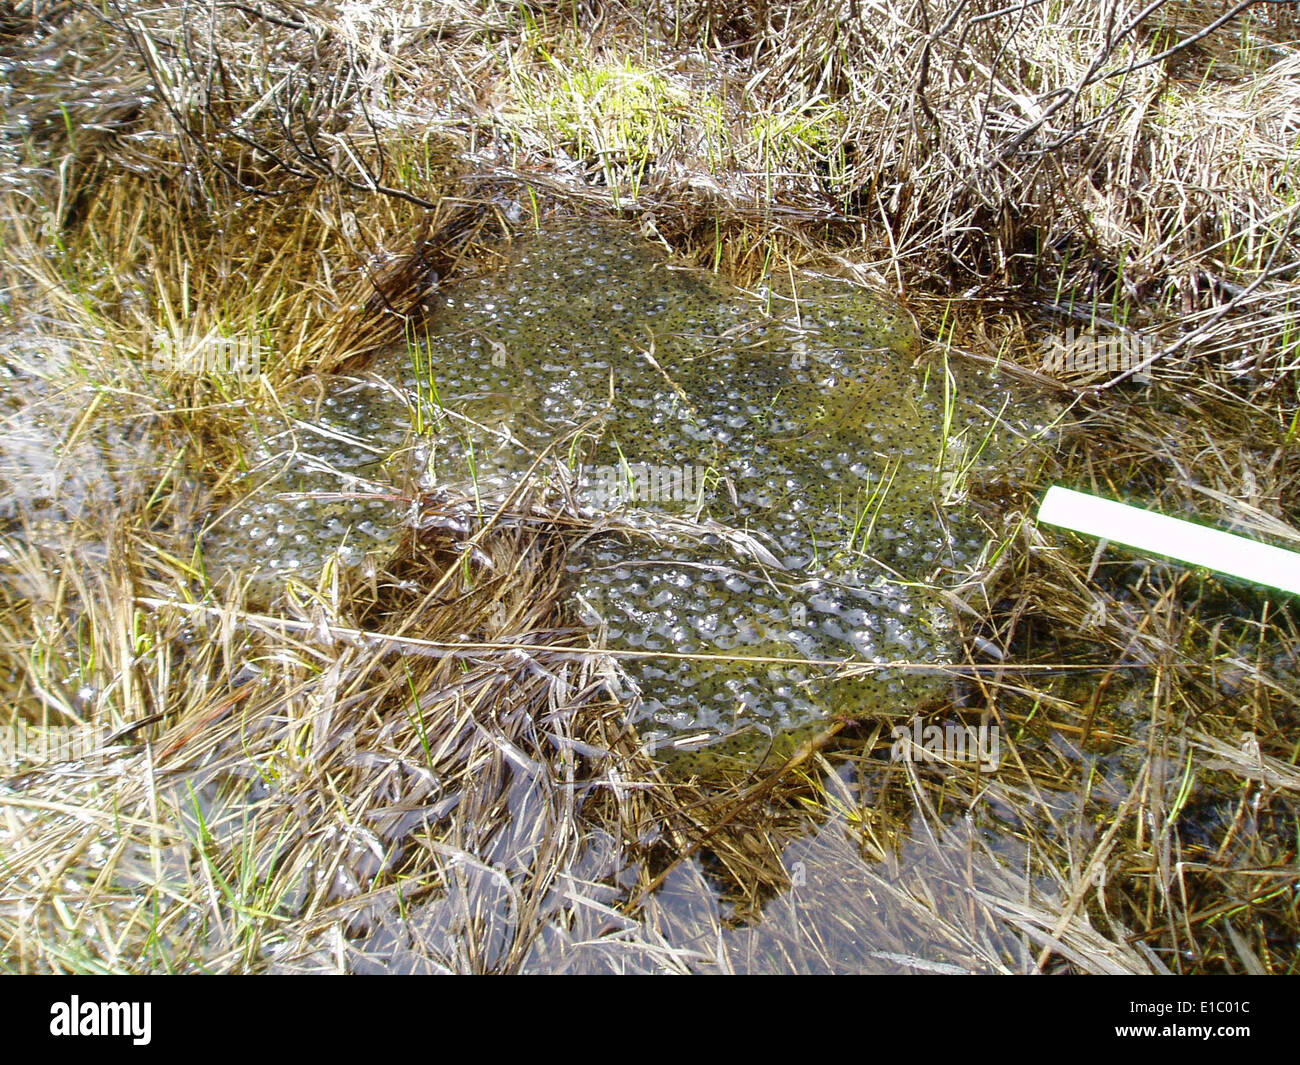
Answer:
xmin=202 ymin=220 xmax=1053 ymax=768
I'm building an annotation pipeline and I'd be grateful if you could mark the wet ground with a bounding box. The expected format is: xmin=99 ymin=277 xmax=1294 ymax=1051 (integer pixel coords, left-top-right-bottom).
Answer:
xmin=203 ymin=219 xmax=1059 ymax=771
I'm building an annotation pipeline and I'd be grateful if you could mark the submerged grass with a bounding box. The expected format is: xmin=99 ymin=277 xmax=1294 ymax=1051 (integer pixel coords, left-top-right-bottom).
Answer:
xmin=0 ymin=0 xmax=1297 ymax=972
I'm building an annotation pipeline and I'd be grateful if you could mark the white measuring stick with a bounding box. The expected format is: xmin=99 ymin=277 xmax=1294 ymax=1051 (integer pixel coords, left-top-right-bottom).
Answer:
xmin=1037 ymin=486 xmax=1300 ymax=596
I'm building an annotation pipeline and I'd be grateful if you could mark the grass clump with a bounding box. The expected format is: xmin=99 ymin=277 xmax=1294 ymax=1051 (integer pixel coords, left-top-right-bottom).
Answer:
xmin=506 ymin=47 xmax=697 ymax=203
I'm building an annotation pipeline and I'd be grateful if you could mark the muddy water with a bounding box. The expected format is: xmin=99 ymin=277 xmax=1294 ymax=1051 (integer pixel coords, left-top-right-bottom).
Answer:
xmin=203 ymin=220 xmax=1057 ymax=769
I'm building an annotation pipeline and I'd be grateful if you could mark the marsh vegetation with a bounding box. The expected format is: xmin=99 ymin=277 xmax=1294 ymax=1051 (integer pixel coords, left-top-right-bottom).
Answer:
xmin=0 ymin=0 xmax=1297 ymax=973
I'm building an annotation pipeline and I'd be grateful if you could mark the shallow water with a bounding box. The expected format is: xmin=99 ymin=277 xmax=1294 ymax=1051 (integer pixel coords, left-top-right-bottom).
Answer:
xmin=204 ymin=219 xmax=1057 ymax=768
